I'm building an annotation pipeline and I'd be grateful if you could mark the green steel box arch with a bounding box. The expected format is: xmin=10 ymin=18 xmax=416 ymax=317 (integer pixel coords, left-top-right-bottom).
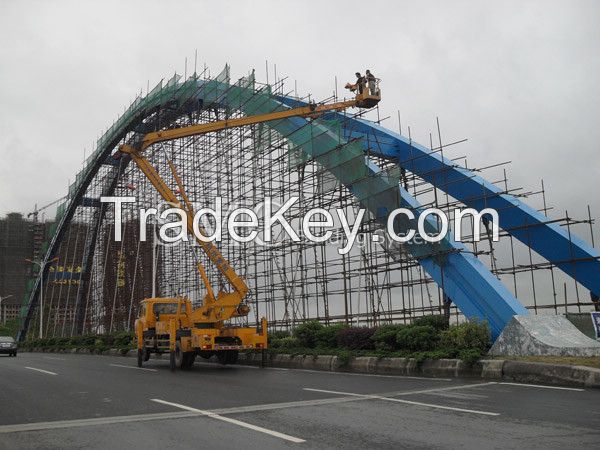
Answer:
xmin=18 ymin=66 xmax=599 ymax=341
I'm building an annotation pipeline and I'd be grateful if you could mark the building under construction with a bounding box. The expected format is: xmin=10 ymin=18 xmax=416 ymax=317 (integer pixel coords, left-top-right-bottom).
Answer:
xmin=16 ymin=66 xmax=600 ymax=341
xmin=0 ymin=213 xmax=54 ymax=324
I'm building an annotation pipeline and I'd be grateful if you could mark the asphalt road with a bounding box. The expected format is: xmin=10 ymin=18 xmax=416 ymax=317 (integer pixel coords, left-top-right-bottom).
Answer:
xmin=0 ymin=352 xmax=599 ymax=449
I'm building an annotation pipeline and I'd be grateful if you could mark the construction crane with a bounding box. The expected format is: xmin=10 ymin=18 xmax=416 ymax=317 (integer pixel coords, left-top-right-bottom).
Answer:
xmin=121 ymin=83 xmax=381 ymax=371
xmin=28 ymin=196 xmax=66 ymax=222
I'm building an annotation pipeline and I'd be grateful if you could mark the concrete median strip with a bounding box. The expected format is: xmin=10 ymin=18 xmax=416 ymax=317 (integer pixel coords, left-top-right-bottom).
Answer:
xmin=150 ymin=399 xmax=305 ymax=443
xmin=235 ymin=353 xmax=600 ymax=388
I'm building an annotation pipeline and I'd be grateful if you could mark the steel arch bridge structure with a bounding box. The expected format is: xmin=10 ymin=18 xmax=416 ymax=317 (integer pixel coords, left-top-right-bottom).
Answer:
xmin=17 ymin=66 xmax=600 ymax=341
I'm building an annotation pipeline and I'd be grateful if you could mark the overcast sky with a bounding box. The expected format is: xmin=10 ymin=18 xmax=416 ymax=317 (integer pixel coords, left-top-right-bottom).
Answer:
xmin=0 ymin=0 xmax=599 ymax=235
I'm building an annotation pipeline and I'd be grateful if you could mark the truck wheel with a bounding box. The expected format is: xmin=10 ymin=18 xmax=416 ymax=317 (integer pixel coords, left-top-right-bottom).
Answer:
xmin=143 ymin=347 xmax=150 ymax=361
xmin=172 ymin=342 xmax=183 ymax=371
xmin=181 ymin=353 xmax=188 ymax=369
xmin=137 ymin=349 xmax=143 ymax=367
xmin=182 ymin=352 xmax=195 ymax=370
xmin=216 ymin=351 xmax=227 ymax=365
xmin=169 ymin=350 xmax=176 ymax=372
xmin=227 ymin=350 xmax=238 ymax=365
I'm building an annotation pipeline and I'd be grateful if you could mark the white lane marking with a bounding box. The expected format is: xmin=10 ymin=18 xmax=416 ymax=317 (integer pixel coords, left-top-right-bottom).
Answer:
xmin=0 ymin=411 xmax=197 ymax=434
xmin=499 ymin=382 xmax=584 ymax=392
xmin=24 ymin=367 xmax=57 ymax=376
xmin=303 ymin=382 xmax=498 ymax=399
xmin=42 ymin=356 xmax=66 ymax=361
xmin=109 ymin=363 xmax=157 ymax=372
xmin=304 ymin=388 xmax=370 ymax=397
xmin=394 ymin=381 xmax=499 ymax=396
xmin=210 ymin=396 xmax=363 ymax=415
xmin=382 ymin=397 xmax=499 ymax=416
xmin=303 ymin=386 xmax=500 ymax=416
xmin=151 ymin=399 xmax=305 ymax=443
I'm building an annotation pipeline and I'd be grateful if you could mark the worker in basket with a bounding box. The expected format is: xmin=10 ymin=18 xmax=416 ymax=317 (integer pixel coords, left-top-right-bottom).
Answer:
xmin=345 ymin=72 xmax=366 ymax=94
xmin=365 ymin=69 xmax=377 ymax=95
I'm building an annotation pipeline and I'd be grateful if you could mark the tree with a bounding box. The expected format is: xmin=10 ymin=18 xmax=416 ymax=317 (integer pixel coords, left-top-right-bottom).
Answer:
xmin=0 ymin=319 xmax=19 ymax=337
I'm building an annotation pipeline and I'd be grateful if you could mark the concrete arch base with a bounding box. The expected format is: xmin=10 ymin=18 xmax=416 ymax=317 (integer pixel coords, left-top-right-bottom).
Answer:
xmin=490 ymin=315 xmax=600 ymax=357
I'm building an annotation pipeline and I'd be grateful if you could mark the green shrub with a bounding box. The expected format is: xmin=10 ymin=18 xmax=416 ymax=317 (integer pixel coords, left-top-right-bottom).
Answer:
xmin=0 ymin=318 xmax=19 ymax=337
xmin=22 ymin=332 xmax=134 ymax=351
xmin=68 ymin=336 xmax=84 ymax=347
xmin=458 ymin=348 xmax=483 ymax=365
xmin=413 ymin=315 xmax=449 ymax=331
xmin=113 ymin=331 xmax=134 ymax=348
xmin=371 ymin=324 xmax=405 ymax=351
xmin=337 ymin=349 xmax=351 ymax=367
xmin=55 ymin=337 xmax=70 ymax=348
xmin=440 ymin=320 xmax=491 ymax=353
xmin=396 ymin=325 xmax=440 ymax=351
xmin=294 ymin=321 xmax=323 ymax=348
xmin=80 ymin=335 xmax=97 ymax=347
xmin=101 ymin=334 xmax=115 ymax=346
xmin=337 ymin=327 xmax=376 ymax=350
xmin=272 ymin=336 xmax=300 ymax=350
xmin=268 ymin=330 xmax=291 ymax=343
xmin=315 ymin=323 xmax=346 ymax=348
xmin=408 ymin=349 xmax=452 ymax=364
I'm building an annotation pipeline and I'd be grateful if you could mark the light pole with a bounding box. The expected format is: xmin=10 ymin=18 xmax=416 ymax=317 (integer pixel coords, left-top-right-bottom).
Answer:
xmin=0 ymin=294 xmax=14 ymax=325
xmin=25 ymin=257 xmax=58 ymax=338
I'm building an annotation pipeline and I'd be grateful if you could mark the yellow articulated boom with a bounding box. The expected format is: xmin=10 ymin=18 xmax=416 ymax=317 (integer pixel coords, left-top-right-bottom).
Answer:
xmin=127 ymin=151 xmax=265 ymax=370
xmin=125 ymin=84 xmax=380 ymax=371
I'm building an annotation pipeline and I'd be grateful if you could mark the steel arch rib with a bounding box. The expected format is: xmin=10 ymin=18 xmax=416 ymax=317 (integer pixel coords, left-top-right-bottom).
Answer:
xmin=334 ymin=110 xmax=600 ymax=298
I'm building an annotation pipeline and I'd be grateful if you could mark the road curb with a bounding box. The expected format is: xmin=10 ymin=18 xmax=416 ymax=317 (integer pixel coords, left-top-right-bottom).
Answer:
xmin=22 ymin=348 xmax=600 ymax=388
xmin=501 ymin=360 xmax=600 ymax=388
xmin=236 ymin=352 xmax=600 ymax=387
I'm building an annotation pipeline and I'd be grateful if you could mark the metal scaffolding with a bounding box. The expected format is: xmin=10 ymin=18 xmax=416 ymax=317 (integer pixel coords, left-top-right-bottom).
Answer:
xmin=18 ymin=66 xmax=600 ymax=340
